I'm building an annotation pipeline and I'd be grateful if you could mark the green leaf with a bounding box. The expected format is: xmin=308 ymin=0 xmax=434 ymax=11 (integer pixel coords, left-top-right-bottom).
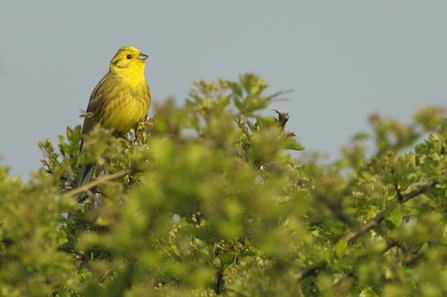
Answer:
xmin=335 ymin=239 xmax=348 ymax=258
xmin=384 ymin=202 xmax=403 ymax=228
xmin=281 ymin=137 xmax=305 ymax=151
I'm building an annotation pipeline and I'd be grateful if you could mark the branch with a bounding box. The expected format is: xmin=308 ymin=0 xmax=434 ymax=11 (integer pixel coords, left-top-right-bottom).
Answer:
xmin=62 ymin=168 xmax=140 ymax=199
xmin=343 ymin=212 xmax=384 ymax=243
xmin=344 ymin=178 xmax=438 ymax=242
xmin=401 ymin=179 xmax=438 ymax=203
xmin=297 ymin=179 xmax=439 ymax=281
xmin=268 ymin=107 xmax=289 ymax=128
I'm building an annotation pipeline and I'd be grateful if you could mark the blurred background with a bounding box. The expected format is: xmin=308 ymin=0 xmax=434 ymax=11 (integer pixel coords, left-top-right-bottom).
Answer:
xmin=1 ymin=1 xmax=446 ymax=182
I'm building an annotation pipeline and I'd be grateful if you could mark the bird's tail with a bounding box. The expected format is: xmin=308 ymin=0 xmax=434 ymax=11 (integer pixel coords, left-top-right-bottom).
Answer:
xmin=76 ymin=163 xmax=96 ymax=190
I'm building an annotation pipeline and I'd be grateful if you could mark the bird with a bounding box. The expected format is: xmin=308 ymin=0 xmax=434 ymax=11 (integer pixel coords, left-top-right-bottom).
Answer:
xmin=76 ymin=46 xmax=151 ymax=190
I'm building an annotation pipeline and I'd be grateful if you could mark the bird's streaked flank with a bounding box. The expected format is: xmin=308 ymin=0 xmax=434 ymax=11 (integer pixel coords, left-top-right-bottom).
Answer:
xmin=76 ymin=46 xmax=151 ymax=190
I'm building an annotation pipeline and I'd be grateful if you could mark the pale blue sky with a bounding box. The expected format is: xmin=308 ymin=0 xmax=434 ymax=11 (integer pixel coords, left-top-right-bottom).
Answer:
xmin=1 ymin=1 xmax=446 ymax=181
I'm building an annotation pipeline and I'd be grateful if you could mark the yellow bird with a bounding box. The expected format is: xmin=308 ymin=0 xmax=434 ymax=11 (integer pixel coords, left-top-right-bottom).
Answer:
xmin=76 ymin=46 xmax=151 ymax=190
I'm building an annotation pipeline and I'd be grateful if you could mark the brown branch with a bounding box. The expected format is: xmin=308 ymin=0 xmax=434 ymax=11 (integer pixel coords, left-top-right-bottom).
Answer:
xmin=297 ymin=179 xmax=439 ymax=281
xmin=268 ymin=107 xmax=289 ymax=128
xmin=344 ymin=179 xmax=437 ymax=243
xmin=401 ymin=179 xmax=438 ymax=203
xmin=343 ymin=212 xmax=384 ymax=243
xmin=266 ymin=89 xmax=293 ymax=100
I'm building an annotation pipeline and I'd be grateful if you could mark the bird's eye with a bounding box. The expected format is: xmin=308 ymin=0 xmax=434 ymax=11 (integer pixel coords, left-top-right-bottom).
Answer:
xmin=126 ymin=55 xmax=132 ymax=59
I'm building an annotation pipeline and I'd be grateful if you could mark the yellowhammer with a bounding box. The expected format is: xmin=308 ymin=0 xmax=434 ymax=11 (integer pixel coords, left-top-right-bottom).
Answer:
xmin=76 ymin=46 xmax=151 ymax=189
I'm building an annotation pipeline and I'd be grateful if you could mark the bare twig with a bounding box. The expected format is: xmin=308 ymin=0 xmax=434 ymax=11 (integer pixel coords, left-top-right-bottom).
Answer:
xmin=267 ymin=89 xmax=293 ymax=100
xmin=268 ymin=107 xmax=290 ymax=128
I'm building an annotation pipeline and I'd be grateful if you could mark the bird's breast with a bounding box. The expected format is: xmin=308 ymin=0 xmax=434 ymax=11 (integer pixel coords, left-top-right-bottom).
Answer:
xmin=100 ymin=78 xmax=151 ymax=134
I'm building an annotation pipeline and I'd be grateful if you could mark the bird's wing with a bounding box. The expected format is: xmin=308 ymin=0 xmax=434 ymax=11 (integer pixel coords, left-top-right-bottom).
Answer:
xmin=81 ymin=73 xmax=114 ymax=136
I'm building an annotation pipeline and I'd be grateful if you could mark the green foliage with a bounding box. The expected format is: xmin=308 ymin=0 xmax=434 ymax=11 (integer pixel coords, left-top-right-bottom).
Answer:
xmin=1 ymin=73 xmax=447 ymax=296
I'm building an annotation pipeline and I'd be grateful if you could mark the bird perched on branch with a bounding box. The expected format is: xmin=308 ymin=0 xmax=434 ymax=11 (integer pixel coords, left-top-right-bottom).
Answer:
xmin=76 ymin=46 xmax=151 ymax=190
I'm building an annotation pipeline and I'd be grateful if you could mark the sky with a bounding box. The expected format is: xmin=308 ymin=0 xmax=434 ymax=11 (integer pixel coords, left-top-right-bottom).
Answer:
xmin=1 ymin=1 xmax=446 ymax=182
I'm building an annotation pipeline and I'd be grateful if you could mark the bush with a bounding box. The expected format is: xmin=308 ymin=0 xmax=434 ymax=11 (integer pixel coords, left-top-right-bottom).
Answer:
xmin=1 ymin=73 xmax=447 ymax=296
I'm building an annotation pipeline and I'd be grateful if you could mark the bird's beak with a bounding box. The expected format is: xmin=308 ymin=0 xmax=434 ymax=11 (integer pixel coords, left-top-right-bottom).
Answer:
xmin=137 ymin=54 xmax=148 ymax=60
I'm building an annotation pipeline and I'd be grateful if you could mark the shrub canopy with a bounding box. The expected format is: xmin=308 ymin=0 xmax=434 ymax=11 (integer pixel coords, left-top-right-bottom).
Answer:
xmin=1 ymin=73 xmax=447 ymax=296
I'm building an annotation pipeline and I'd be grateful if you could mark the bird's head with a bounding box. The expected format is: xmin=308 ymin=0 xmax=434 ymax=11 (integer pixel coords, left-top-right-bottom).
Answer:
xmin=109 ymin=46 xmax=148 ymax=75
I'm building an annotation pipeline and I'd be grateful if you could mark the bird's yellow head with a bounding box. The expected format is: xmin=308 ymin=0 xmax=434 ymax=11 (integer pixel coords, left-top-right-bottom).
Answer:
xmin=109 ymin=46 xmax=148 ymax=75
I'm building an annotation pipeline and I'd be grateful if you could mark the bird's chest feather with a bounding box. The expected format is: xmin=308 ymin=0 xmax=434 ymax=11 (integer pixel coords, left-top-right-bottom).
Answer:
xmin=101 ymin=78 xmax=150 ymax=133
